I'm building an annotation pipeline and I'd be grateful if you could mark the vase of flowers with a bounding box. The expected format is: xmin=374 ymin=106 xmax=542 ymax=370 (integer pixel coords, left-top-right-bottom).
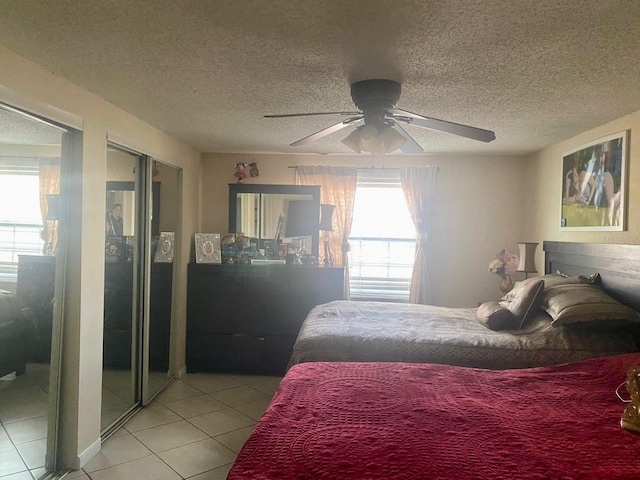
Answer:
xmin=488 ymin=248 xmax=519 ymax=294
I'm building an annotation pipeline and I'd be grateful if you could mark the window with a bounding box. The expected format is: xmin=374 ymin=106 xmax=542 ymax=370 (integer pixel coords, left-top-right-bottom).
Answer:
xmin=0 ymin=159 xmax=44 ymax=282
xmin=348 ymin=169 xmax=415 ymax=302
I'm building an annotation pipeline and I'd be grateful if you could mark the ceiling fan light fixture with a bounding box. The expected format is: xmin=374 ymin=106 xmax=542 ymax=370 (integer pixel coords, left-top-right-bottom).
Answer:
xmin=379 ymin=126 xmax=407 ymax=153
xmin=341 ymin=123 xmax=408 ymax=154
xmin=341 ymin=128 xmax=363 ymax=153
xmin=359 ymin=124 xmax=381 ymax=153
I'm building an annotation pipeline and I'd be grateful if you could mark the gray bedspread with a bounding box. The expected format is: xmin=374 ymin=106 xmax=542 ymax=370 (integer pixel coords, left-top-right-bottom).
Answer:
xmin=288 ymin=300 xmax=638 ymax=370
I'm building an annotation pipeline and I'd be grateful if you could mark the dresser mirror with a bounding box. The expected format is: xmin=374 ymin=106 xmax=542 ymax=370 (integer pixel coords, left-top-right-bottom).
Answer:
xmin=228 ymin=184 xmax=320 ymax=259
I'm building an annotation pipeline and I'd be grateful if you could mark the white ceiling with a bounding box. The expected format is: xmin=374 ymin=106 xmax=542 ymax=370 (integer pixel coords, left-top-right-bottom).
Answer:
xmin=1 ymin=0 xmax=640 ymax=155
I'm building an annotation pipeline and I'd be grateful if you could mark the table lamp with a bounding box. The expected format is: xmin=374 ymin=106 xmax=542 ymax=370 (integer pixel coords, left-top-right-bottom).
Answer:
xmin=517 ymin=242 xmax=538 ymax=278
xmin=319 ymin=204 xmax=335 ymax=266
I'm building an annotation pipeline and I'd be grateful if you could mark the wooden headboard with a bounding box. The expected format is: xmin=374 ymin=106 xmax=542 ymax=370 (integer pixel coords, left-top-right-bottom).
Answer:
xmin=544 ymin=241 xmax=640 ymax=312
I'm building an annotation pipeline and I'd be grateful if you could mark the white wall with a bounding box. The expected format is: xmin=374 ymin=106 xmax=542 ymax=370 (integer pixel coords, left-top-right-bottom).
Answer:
xmin=0 ymin=46 xmax=201 ymax=469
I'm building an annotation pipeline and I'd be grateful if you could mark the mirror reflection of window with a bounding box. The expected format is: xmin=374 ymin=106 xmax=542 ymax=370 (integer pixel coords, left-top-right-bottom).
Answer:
xmin=237 ymin=193 xmax=259 ymax=238
xmin=236 ymin=192 xmax=315 ymax=242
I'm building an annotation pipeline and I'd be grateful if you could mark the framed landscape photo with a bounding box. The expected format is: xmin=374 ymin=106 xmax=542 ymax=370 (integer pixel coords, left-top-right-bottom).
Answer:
xmin=195 ymin=233 xmax=222 ymax=264
xmin=560 ymin=131 xmax=628 ymax=231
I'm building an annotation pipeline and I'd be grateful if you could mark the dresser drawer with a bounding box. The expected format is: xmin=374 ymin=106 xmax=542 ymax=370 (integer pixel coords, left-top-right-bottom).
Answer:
xmin=187 ymin=333 xmax=266 ymax=373
xmin=187 ymin=264 xmax=344 ymax=373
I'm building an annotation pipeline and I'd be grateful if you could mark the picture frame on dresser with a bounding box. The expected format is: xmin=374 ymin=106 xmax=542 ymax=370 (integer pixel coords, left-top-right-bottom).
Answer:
xmin=560 ymin=131 xmax=627 ymax=231
xmin=195 ymin=233 xmax=222 ymax=263
xmin=154 ymin=231 xmax=175 ymax=263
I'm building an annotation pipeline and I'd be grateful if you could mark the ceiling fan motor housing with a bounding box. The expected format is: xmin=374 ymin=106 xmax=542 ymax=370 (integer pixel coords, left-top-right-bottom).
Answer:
xmin=350 ymin=79 xmax=401 ymax=111
xmin=351 ymin=79 xmax=401 ymax=129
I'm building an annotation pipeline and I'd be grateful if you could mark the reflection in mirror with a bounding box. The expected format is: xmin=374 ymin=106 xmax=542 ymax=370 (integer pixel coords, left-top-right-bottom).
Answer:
xmin=229 ymin=184 xmax=320 ymax=260
xmin=106 ymin=187 xmax=135 ymax=237
xmin=101 ymin=146 xmax=139 ymax=432
xmin=146 ymin=160 xmax=180 ymax=401
xmin=0 ymin=105 xmax=67 ymax=477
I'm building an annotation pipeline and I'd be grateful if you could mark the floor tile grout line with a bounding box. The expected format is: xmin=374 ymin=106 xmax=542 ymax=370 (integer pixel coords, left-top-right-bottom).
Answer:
xmin=0 ymin=419 xmax=33 ymax=478
xmin=82 ymin=450 xmax=155 ymax=475
xmin=125 ymin=417 xmax=184 ymax=435
xmin=152 ymin=447 xmax=190 ymax=479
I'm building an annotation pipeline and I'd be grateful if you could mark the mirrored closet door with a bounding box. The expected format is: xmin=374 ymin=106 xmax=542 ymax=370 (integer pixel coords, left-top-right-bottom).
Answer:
xmin=145 ymin=160 xmax=180 ymax=402
xmin=101 ymin=146 xmax=180 ymax=433
xmin=0 ymin=104 xmax=70 ymax=478
xmin=101 ymin=145 xmax=142 ymax=432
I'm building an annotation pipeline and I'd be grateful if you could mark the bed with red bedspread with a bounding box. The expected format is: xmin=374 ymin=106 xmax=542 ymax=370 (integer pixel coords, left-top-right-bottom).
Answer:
xmin=228 ymin=353 xmax=640 ymax=480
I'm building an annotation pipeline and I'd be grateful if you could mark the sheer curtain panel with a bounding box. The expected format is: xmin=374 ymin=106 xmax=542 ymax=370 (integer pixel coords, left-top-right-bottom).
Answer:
xmin=296 ymin=166 xmax=357 ymax=298
xmin=400 ymin=166 xmax=438 ymax=304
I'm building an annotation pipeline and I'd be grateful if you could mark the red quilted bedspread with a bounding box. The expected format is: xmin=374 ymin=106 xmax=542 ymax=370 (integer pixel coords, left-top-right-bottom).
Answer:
xmin=228 ymin=353 xmax=640 ymax=480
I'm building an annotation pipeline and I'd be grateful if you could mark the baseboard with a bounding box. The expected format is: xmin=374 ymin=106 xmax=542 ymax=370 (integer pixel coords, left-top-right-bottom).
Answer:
xmin=77 ymin=437 xmax=101 ymax=469
xmin=176 ymin=364 xmax=187 ymax=379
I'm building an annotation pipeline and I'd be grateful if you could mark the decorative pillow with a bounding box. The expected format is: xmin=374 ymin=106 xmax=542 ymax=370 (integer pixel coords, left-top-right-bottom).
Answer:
xmin=556 ymin=270 xmax=601 ymax=285
xmin=505 ymin=279 xmax=545 ymax=328
xmin=476 ymin=301 xmax=518 ymax=331
xmin=542 ymin=283 xmax=640 ymax=327
xmin=501 ymin=273 xmax=594 ymax=302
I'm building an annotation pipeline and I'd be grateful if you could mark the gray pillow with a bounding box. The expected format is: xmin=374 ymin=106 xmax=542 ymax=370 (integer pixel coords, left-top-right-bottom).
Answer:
xmin=543 ymin=283 xmax=640 ymax=327
xmin=506 ymin=279 xmax=545 ymax=328
xmin=501 ymin=273 xmax=594 ymax=302
xmin=476 ymin=301 xmax=518 ymax=330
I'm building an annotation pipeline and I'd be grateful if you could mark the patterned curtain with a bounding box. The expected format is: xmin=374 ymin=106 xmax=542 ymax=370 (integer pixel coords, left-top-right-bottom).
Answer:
xmin=296 ymin=166 xmax=358 ymax=299
xmin=39 ymin=159 xmax=60 ymax=255
xmin=400 ymin=166 xmax=438 ymax=304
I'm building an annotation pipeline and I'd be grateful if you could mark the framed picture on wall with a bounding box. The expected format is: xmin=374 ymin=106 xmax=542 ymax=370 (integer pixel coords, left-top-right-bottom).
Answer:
xmin=560 ymin=131 xmax=628 ymax=231
xmin=195 ymin=233 xmax=222 ymax=263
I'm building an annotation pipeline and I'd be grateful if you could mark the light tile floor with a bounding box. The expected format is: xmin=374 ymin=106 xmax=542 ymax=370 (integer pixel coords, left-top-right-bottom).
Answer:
xmin=65 ymin=372 xmax=282 ymax=480
xmin=0 ymin=363 xmax=51 ymax=480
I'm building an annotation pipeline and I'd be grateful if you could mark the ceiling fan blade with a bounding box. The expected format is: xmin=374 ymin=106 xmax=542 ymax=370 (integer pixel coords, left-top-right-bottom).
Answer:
xmin=290 ymin=117 xmax=363 ymax=146
xmin=265 ymin=111 xmax=361 ymax=118
xmin=391 ymin=108 xmax=496 ymax=143
xmin=391 ymin=123 xmax=424 ymax=153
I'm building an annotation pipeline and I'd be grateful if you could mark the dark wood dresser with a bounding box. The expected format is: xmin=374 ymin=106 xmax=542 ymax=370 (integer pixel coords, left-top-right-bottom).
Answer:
xmin=186 ymin=264 xmax=345 ymax=374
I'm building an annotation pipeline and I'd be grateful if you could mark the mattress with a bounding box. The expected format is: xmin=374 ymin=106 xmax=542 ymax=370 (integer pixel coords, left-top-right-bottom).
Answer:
xmin=229 ymin=353 xmax=640 ymax=480
xmin=288 ymin=300 xmax=638 ymax=369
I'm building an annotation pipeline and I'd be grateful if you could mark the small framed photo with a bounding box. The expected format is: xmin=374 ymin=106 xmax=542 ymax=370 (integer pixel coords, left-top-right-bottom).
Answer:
xmin=154 ymin=232 xmax=175 ymax=263
xmin=560 ymin=131 xmax=627 ymax=231
xmin=195 ymin=233 xmax=222 ymax=264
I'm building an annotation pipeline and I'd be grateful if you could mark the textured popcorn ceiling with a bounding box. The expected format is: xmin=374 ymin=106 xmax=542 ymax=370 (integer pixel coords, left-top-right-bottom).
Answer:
xmin=1 ymin=0 xmax=640 ymax=155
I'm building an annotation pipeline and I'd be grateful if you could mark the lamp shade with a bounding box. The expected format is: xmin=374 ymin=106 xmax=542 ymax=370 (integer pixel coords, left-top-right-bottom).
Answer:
xmin=319 ymin=204 xmax=335 ymax=231
xmin=341 ymin=128 xmax=362 ymax=153
xmin=517 ymin=242 xmax=538 ymax=273
xmin=284 ymin=200 xmax=317 ymax=237
xmin=341 ymin=124 xmax=407 ymax=154
xmin=379 ymin=126 xmax=407 ymax=153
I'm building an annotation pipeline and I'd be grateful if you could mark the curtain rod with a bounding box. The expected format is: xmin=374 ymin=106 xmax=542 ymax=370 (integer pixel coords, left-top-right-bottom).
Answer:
xmin=287 ymin=166 xmax=440 ymax=171
xmin=287 ymin=166 xmax=398 ymax=170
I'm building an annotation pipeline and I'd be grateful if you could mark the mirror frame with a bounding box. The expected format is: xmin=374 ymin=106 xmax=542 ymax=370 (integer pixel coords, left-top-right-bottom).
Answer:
xmin=228 ymin=183 xmax=321 ymax=259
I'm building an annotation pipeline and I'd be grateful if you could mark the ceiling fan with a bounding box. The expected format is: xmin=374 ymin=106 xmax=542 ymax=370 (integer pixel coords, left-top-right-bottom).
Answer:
xmin=265 ymin=79 xmax=496 ymax=154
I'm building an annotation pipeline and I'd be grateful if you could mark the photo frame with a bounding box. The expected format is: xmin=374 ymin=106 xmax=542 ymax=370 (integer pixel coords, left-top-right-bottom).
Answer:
xmin=154 ymin=231 xmax=175 ymax=263
xmin=560 ymin=131 xmax=627 ymax=231
xmin=195 ymin=233 xmax=222 ymax=264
